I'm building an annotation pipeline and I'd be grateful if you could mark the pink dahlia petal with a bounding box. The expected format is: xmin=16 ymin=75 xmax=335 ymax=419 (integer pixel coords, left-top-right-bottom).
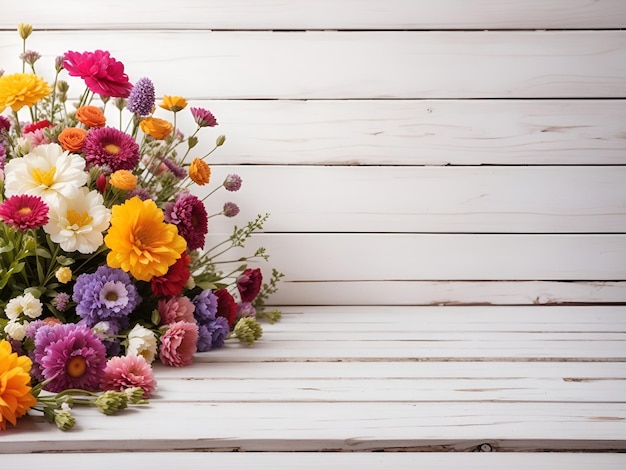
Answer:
xmin=100 ymin=355 xmax=157 ymax=398
xmin=159 ymin=321 xmax=198 ymax=367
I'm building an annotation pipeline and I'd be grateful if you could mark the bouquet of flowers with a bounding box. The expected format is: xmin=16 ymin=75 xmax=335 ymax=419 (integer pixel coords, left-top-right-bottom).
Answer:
xmin=0 ymin=24 xmax=282 ymax=431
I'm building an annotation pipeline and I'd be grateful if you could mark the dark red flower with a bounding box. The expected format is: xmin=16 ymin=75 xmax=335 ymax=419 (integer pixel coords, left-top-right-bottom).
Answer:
xmin=23 ymin=119 xmax=51 ymax=134
xmin=236 ymin=268 xmax=262 ymax=303
xmin=214 ymin=289 xmax=238 ymax=327
xmin=151 ymin=252 xmax=191 ymax=297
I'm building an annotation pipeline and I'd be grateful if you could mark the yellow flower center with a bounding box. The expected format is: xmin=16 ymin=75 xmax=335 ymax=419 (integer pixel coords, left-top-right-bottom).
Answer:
xmin=67 ymin=209 xmax=93 ymax=228
xmin=31 ymin=167 xmax=56 ymax=187
xmin=66 ymin=356 xmax=87 ymax=378
xmin=105 ymin=143 xmax=120 ymax=154
xmin=17 ymin=207 xmax=32 ymax=216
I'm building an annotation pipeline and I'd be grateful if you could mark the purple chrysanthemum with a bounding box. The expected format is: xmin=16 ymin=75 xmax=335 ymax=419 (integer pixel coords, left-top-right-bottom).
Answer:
xmin=83 ymin=126 xmax=140 ymax=171
xmin=72 ymin=266 xmax=140 ymax=327
xmin=34 ymin=323 xmax=107 ymax=392
xmin=208 ymin=316 xmax=230 ymax=350
xmin=223 ymin=201 xmax=240 ymax=218
xmin=192 ymin=289 xmax=218 ymax=323
xmin=190 ymin=107 xmax=218 ymax=128
xmin=223 ymin=174 xmax=242 ymax=192
xmin=164 ymin=193 xmax=208 ymax=251
xmin=127 ymin=77 xmax=155 ymax=116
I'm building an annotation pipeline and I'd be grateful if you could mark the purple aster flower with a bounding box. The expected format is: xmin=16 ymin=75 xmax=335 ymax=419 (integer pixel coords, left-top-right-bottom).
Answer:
xmin=164 ymin=193 xmax=208 ymax=251
xmin=162 ymin=157 xmax=187 ymax=179
xmin=190 ymin=107 xmax=218 ymax=128
xmin=34 ymin=323 xmax=107 ymax=392
xmin=196 ymin=324 xmax=213 ymax=352
xmin=192 ymin=289 xmax=218 ymax=323
xmin=52 ymin=292 xmax=70 ymax=312
xmin=83 ymin=126 xmax=141 ymax=171
xmin=237 ymin=302 xmax=256 ymax=319
xmin=127 ymin=77 xmax=155 ymax=116
xmin=208 ymin=316 xmax=230 ymax=350
xmin=72 ymin=266 xmax=141 ymax=327
xmin=223 ymin=174 xmax=242 ymax=192
xmin=223 ymin=201 xmax=240 ymax=218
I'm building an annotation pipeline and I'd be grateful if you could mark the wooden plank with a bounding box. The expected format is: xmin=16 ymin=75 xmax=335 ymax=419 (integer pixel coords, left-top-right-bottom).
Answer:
xmin=3 ymin=402 xmax=625 ymax=452
xmin=203 ymin=165 xmax=626 ymax=233
xmin=2 ymin=31 xmax=626 ymax=99
xmin=6 ymin=452 xmax=626 ymax=469
xmin=228 ymin=234 xmax=626 ymax=282
xmin=270 ymin=280 xmax=626 ymax=306
xmin=3 ymin=0 xmax=626 ymax=30
xmin=174 ymin=99 xmax=626 ymax=166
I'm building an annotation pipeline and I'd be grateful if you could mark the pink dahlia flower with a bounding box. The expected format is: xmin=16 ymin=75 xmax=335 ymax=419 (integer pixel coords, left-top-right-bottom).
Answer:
xmin=63 ymin=50 xmax=133 ymax=98
xmin=159 ymin=321 xmax=198 ymax=367
xmin=100 ymin=355 xmax=157 ymax=398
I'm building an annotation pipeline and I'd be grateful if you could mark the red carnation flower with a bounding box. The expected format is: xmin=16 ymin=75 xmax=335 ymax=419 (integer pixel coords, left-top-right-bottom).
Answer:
xmin=151 ymin=252 xmax=191 ymax=297
xmin=236 ymin=268 xmax=263 ymax=303
xmin=214 ymin=289 xmax=238 ymax=327
xmin=63 ymin=50 xmax=133 ymax=98
xmin=23 ymin=119 xmax=51 ymax=134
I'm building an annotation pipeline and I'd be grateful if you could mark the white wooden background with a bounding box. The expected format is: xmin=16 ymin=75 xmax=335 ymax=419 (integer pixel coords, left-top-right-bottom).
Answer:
xmin=2 ymin=0 xmax=626 ymax=464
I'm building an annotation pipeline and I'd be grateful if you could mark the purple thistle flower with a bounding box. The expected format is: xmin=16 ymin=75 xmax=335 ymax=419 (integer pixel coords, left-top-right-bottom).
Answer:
xmin=127 ymin=77 xmax=155 ymax=116
xmin=34 ymin=323 xmax=107 ymax=392
xmin=192 ymin=289 xmax=218 ymax=323
xmin=162 ymin=157 xmax=187 ymax=179
xmin=52 ymin=292 xmax=70 ymax=312
xmin=163 ymin=193 xmax=208 ymax=251
xmin=223 ymin=201 xmax=240 ymax=218
xmin=72 ymin=266 xmax=140 ymax=327
xmin=190 ymin=107 xmax=218 ymax=127
xmin=223 ymin=174 xmax=242 ymax=192
xmin=127 ymin=187 xmax=153 ymax=201
xmin=208 ymin=316 xmax=230 ymax=350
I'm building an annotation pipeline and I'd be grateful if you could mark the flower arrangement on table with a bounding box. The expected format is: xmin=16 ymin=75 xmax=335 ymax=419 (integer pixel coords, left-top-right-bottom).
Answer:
xmin=0 ymin=24 xmax=282 ymax=431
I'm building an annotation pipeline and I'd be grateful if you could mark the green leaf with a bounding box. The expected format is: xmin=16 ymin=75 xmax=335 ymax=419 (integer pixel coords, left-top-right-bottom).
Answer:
xmin=36 ymin=247 xmax=52 ymax=258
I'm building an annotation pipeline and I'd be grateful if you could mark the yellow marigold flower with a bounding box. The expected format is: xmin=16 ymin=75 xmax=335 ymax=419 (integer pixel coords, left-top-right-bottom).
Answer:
xmin=0 ymin=340 xmax=37 ymax=430
xmin=159 ymin=95 xmax=188 ymax=112
xmin=109 ymin=170 xmax=137 ymax=191
xmin=188 ymin=158 xmax=211 ymax=185
xmin=139 ymin=116 xmax=173 ymax=140
xmin=55 ymin=266 xmax=72 ymax=284
xmin=104 ymin=197 xmax=187 ymax=282
xmin=0 ymin=73 xmax=52 ymax=113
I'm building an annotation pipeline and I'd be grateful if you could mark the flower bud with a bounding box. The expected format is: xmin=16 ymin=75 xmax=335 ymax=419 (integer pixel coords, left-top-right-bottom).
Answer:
xmin=223 ymin=201 xmax=240 ymax=217
xmin=215 ymin=134 xmax=226 ymax=147
xmin=95 ymin=391 xmax=129 ymax=415
xmin=55 ymin=55 xmax=65 ymax=72
xmin=54 ymin=409 xmax=76 ymax=431
xmin=233 ymin=317 xmax=263 ymax=346
xmin=18 ymin=23 xmax=33 ymax=40
xmin=223 ymin=173 xmax=242 ymax=192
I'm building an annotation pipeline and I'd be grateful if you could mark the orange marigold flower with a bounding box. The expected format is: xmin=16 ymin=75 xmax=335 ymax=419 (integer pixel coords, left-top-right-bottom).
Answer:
xmin=104 ymin=197 xmax=187 ymax=282
xmin=159 ymin=95 xmax=188 ymax=112
xmin=188 ymin=158 xmax=211 ymax=185
xmin=0 ymin=73 xmax=52 ymax=113
xmin=0 ymin=340 xmax=37 ymax=430
xmin=109 ymin=169 xmax=137 ymax=191
xmin=58 ymin=127 xmax=88 ymax=152
xmin=140 ymin=116 xmax=173 ymax=140
xmin=76 ymin=105 xmax=106 ymax=128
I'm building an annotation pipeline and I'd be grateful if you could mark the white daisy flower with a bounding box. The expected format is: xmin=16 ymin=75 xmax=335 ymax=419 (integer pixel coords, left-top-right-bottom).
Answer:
xmin=126 ymin=324 xmax=158 ymax=364
xmin=3 ymin=142 xmax=87 ymax=208
xmin=43 ymin=186 xmax=111 ymax=254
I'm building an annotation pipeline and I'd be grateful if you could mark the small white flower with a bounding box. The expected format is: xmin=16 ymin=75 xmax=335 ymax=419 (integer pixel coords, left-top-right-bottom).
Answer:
xmin=126 ymin=324 xmax=158 ymax=364
xmin=43 ymin=186 xmax=111 ymax=254
xmin=92 ymin=321 xmax=112 ymax=336
xmin=5 ymin=292 xmax=42 ymax=320
xmin=4 ymin=320 xmax=28 ymax=341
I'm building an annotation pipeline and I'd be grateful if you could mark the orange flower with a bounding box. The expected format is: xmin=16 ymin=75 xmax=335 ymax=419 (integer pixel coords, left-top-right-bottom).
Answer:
xmin=0 ymin=340 xmax=37 ymax=430
xmin=188 ymin=158 xmax=210 ymax=185
xmin=159 ymin=95 xmax=187 ymax=112
xmin=76 ymin=105 xmax=106 ymax=128
xmin=140 ymin=117 xmax=173 ymax=140
xmin=109 ymin=169 xmax=137 ymax=191
xmin=58 ymin=127 xmax=87 ymax=152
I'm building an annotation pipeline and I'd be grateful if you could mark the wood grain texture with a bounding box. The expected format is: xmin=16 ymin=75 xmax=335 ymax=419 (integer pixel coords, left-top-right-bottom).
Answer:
xmin=2 ymin=31 xmax=626 ymax=99
xmin=3 ymin=0 xmax=626 ymax=30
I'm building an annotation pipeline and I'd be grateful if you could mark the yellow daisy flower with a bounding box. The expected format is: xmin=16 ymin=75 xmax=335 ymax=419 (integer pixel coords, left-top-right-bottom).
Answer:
xmin=104 ymin=197 xmax=187 ymax=282
xmin=0 ymin=73 xmax=52 ymax=113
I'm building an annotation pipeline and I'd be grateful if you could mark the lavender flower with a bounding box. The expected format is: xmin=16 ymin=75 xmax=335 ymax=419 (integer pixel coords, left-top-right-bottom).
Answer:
xmin=223 ymin=174 xmax=242 ymax=192
xmin=190 ymin=107 xmax=218 ymax=127
xmin=192 ymin=289 xmax=218 ymax=323
xmin=72 ymin=266 xmax=140 ymax=327
xmin=127 ymin=77 xmax=155 ymax=116
xmin=223 ymin=201 xmax=240 ymax=218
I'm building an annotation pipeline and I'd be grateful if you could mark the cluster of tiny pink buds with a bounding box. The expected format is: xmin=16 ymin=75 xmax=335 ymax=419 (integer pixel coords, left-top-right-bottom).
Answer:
xmin=223 ymin=174 xmax=242 ymax=192
xmin=223 ymin=202 xmax=240 ymax=218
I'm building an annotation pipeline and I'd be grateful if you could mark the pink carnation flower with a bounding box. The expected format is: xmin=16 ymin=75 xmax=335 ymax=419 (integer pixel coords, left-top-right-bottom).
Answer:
xmin=63 ymin=50 xmax=133 ymax=98
xmin=158 ymin=296 xmax=196 ymax=325
xmin=100 ymin=355 xmax=157 ymax=398
xmin=159 ymin=321 xmax=198 ymax=367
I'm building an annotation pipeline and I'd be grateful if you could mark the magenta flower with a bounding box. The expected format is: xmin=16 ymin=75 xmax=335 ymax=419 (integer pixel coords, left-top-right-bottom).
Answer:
xmin=34 ymin=323 xmax=107 ymax=392
xmin=100 ymin=355 xmax=157 ymax=398
xmin=0 ymin=194 xmax=49 ymax=230
xmin=83 ymin=127 xmax=141 ymax=171
xmin=190 ymin=107 xmax=218 ymax=127
xmin=63 ymin=50 xmax=133 ymax=98
xmin=159 ymin=321 xmax=198 ymax=367
xmin=164 ymin=193 xmax=208 ymax=251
